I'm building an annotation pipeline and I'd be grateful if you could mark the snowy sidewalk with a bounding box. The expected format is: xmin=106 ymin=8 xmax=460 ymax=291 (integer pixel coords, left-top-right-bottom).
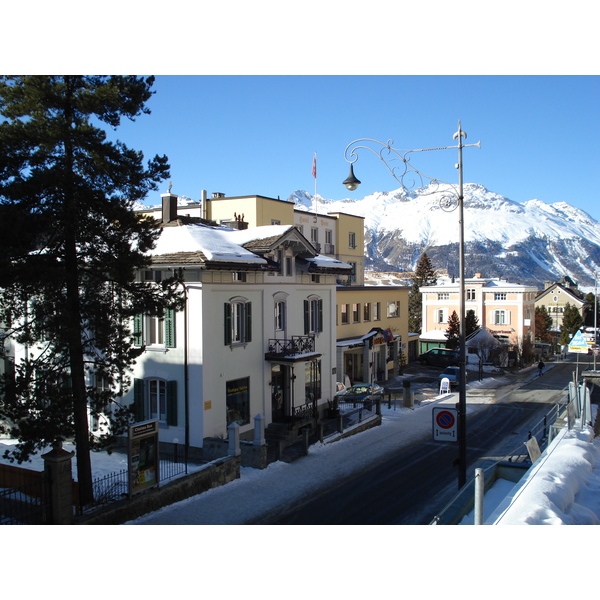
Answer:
xmin=128 ymin=373 xmax=517 ymax=525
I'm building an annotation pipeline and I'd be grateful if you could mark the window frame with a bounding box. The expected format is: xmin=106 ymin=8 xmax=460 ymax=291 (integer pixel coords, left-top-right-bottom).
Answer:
xmin=224 ymin=297 xmax=252 ymax=346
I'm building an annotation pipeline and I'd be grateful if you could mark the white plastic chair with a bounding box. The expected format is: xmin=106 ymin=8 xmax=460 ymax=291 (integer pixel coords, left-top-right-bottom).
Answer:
xmin=439 ymin=377 xmax=451 ymax=395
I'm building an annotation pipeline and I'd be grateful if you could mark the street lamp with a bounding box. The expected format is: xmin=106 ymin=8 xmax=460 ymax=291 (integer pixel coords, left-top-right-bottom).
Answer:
xmin=343 ymin=121 xmax=480 ymax=489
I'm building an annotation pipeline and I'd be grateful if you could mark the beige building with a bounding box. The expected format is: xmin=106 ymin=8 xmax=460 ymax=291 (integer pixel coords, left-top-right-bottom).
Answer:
xmin=420 ymin=274 xmax=537 ymax=350
xmin=535 ymin=277 xmax=588 ymax=332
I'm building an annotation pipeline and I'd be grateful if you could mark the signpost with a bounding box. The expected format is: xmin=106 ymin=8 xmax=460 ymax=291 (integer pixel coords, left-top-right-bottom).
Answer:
xmin=432 ymin=406 xmax=458 ymax=442
xmin=568 ymin=330 xmax=589 ymax=354
xmin=128 ymin=420 xmax=160 ymax=496
xmin=568 ymin=330 xmax=589 ymax=384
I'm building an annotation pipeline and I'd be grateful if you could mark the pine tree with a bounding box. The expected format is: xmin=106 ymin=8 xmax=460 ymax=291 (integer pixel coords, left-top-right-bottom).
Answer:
xmin=446 ymin=310 xmax=460 ymax=349
xmin=408 ymin=252 xmax=437 ymax=334
xmin=560 ymin=303 xmax=583 ymax=345
xmin=535 ymin=305 xmax=554 ymax=343
xmin=465 ymin=309 xmax=479 ymax=338
xmin=0 ymin=76 xmax=182 ymax=506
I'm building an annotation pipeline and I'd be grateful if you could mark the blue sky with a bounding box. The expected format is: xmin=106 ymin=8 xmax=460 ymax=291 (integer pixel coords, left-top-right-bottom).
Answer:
xmin=113 ymin=75 xmax=600 ymax=220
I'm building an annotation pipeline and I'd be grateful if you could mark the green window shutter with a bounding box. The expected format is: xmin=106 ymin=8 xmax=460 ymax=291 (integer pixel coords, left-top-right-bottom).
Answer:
xmin=133 ymin=314 xmax=143 ymax=346
xmin=133 ymin=378 xmax=145 ymax=422
xmin=164 ymin=308 xmax=175 ymax=348
xmin=304 ymin=299 xmax=309 ymax=335
xmin=166 ymin=380 xmax=178 ymax=426
xmin=245 ymin=302 xmax=252 ymax=343
xmin=318 ymin=299 xmax=323 ymax=333
xmin=224 ymin=302 xmax=232 ymax=345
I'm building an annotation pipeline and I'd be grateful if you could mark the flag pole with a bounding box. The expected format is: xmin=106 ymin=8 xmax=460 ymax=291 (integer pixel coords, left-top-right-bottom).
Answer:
xmin=312 ymin=152 xmax=318 ymax=218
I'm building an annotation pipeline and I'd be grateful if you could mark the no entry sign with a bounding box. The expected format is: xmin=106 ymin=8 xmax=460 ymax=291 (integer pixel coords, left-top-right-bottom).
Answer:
xmin=432 ymin=407 xmax=458 ymax=442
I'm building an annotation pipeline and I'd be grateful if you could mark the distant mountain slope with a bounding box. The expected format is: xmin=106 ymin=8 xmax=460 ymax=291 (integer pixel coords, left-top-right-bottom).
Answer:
xmin=290 ymin=185 xmax=600 ymax=289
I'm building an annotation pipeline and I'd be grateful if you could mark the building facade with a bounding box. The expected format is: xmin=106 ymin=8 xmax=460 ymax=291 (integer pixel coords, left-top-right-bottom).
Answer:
xmin=535 ymin=278 xmax=588 ymax=333
xmin=124 ymin=193 xmax=352 ymax=452
xmin=420 ymin=274 xmax=537 ymax=350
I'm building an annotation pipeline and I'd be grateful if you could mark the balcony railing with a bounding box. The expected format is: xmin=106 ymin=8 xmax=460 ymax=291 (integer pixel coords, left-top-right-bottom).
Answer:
xmin=266 ymin=336 xmax=315 ymax=358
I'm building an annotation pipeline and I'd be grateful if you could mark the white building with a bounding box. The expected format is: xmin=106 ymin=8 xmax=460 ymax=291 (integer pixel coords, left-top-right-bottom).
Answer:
xmin=123 ymin=193 xmax=352 ymax=454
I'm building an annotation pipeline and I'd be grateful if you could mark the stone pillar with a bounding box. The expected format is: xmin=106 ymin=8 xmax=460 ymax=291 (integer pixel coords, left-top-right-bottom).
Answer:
xmin=42 ymin=441 xmax=75 ymax=525
xmin=227 ymin=422 xmax=241 ymax=457
xmin=253 ymin=413 xmax=265 ymax=446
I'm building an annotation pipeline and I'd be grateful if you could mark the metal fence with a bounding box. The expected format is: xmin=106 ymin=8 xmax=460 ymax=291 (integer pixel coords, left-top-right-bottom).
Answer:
xmin=338 ymin=396 xmax=379 ymax=429
xmin=0 ymin=480 xmax=47 ymax=525
xmin=80 ymin=448 xmax=189 ymax=514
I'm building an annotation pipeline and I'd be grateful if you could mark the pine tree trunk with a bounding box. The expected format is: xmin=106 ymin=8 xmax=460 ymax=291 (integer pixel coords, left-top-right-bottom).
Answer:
xmin=62 ymin=77 xmax=94 ymax=506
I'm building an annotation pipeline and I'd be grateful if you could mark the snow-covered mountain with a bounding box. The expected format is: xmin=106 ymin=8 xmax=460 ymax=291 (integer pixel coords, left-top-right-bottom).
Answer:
xmin=289 ymin=184 xmax=600 ymax=289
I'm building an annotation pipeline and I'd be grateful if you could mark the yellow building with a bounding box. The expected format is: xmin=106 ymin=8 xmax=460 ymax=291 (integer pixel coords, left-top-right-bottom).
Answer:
xmin=336 ymin=285 xmax=408 ymax=385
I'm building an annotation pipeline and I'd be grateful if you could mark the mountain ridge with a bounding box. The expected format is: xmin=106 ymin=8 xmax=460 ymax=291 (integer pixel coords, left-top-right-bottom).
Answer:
xmin=289 ymin=185 xmax=600 ymax=290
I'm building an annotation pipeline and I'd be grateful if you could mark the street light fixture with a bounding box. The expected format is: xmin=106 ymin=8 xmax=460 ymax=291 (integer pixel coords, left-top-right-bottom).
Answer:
xmin=343 ymin=121 xmax=480 ymax=489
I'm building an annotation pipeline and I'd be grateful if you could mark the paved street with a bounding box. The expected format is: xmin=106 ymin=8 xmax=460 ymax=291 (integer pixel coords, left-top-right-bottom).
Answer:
xmin=131 ymin=358 xmax=589 ymax=525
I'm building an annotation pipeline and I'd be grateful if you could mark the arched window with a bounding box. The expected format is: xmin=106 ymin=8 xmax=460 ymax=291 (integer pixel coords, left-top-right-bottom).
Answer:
xmin=224 ymin=296 xmax=252 ymax=346
xmin=304 ymin=295 xmax=323 ymax=335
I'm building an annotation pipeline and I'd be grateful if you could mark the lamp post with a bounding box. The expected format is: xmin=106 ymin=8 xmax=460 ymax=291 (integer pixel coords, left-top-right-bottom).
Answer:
xmin=343 ymin=121 xmax=480 ymax=489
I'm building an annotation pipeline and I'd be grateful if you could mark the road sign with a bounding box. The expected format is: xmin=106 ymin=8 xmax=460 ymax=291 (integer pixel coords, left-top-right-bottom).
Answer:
xmin=568 ymin=330 xmax=589 ymax=354
xmin=432 ymin=407 xmax=458 ymax=442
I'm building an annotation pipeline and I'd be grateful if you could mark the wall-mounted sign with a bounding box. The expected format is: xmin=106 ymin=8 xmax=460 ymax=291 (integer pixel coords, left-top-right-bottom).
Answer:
xmin=128 ymin=420 xmax=159 ymax=496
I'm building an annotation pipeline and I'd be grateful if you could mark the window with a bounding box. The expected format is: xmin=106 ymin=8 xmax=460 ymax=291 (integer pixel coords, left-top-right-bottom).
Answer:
xmin=271 ymin=219 xmax=281 ymax=225
xmin=349 ymin=232 xmax=356 ymax=249
xmin=224 ymin=298 xmax=252 ymax=345
xmin=91 ymin=374 xmax=110 ymax=432
xmin=226 ymin=377 xmax=250 ymax=426
xmin=275 ymin=300 xmax=286 ymax=332
xmin=352 ymin=303 xmax=360 ymax=323
xmin=348 ymin=262 xmax=357 ymax=283
xmin=304 ymin=296 xmax=323 ymax=334
xmin=437 ymin=293 xmax=450 ymax=301
xmin=133 ymin=378 xmax=177 ymax=425
xmin=436 ymin=308 xmax=448 ymax=324
xmin=363 ymin=303 xmax=371 ymax=322
xmin=494 ymin=292 xmax=507 ymax=301
xmin=373 ymin=302 xmax=381 ymax=321
xmin=340 ymin=303 xmax=349 ymax=325
xmin=134 ymin=309 xmax=176 ymax=348
xmin=311 ymin=227 xmax=319 ymax=248
xmin=233 ymin=272 xmax=247 ymax=282
xmin=493 ymin=309 xmax=509 ymax=325
xmin=467 ymin=288 xmax=476 ymax=301
xmin=387 ymin=301 xmax=399 ymax=318
xmin=305 ymin=360 xmax=321 ymax=403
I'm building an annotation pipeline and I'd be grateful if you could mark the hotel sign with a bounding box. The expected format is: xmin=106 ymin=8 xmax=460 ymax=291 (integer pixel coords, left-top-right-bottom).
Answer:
xmin=128 ymin=420 xmax=160 ymax=496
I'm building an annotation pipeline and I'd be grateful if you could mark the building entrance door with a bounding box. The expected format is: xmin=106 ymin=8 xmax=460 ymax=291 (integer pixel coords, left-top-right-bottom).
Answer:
xmin=271 ymin=364 xmax=287 ymax=421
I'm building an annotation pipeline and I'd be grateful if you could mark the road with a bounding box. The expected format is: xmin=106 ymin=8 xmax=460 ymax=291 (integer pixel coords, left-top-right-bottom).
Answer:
xmin=255 ymin=361 xmax=581 ymax=525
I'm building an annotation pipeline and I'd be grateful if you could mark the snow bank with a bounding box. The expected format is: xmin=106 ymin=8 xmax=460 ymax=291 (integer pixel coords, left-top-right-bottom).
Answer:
xmin=489 ymin=425 xmax=600 ymax=525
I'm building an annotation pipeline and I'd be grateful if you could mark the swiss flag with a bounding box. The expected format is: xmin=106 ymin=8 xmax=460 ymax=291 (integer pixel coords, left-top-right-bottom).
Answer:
xmin=312 ymin=153 xmax=317 ymax=178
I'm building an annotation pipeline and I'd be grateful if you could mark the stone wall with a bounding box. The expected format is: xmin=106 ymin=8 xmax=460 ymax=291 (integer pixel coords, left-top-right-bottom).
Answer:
xmin=77 ymin=455 xmax=240 ymax=525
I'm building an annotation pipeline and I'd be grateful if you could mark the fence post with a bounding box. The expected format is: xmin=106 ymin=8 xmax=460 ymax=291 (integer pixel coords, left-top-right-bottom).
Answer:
xmin=474 ymin=468 xmax=484 ymax=525
xmin=253 ymin=413 xmax=265 ymax=446
xmin=227 ymin=422 xmax=241 ymax=457
xmin=42 ymin=441 xmax=75 ymax=525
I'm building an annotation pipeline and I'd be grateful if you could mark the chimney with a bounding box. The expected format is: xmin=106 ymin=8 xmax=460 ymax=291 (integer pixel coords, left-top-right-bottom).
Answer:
xmin=161 ymin=191 xmax=178 ymax=223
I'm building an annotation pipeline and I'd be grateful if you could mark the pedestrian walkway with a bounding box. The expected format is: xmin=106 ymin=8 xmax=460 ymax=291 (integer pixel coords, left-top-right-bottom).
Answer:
xmin=128 ymin=362 xmax=552 ymax=525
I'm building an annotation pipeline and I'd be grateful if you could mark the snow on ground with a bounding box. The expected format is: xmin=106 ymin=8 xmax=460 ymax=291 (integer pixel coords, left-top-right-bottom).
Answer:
xmin=3 ymin=365 xmax=599 ymax=597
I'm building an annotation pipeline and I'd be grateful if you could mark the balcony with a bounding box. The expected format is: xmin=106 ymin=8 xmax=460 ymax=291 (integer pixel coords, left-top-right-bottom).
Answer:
xmin=265 ymin=336 xmax=321 ymax=362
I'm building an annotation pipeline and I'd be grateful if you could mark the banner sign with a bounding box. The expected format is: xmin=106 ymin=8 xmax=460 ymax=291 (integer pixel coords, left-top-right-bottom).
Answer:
xmin=128 ymin=420 xmax=160 ymax=496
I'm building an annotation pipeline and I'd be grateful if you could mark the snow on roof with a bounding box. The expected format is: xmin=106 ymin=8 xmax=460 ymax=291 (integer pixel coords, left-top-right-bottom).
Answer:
xmin=420 ymin=329 xmax=448 ymax=340
xmin=149 ymin=224 xmax=279 ymax=265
